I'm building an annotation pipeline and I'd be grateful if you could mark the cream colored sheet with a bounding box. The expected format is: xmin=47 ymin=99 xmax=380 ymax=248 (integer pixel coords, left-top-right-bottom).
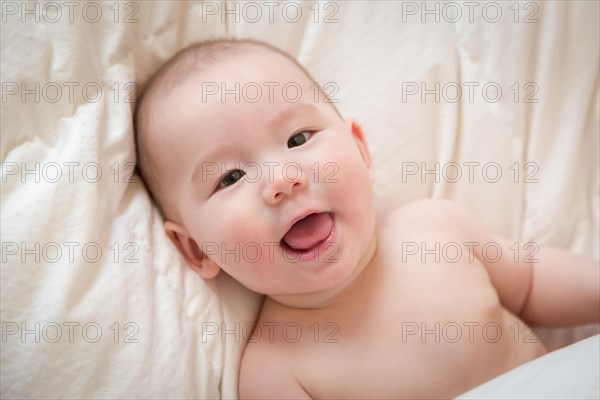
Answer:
xmin=1 ymin=1 xmax=598 ymax=398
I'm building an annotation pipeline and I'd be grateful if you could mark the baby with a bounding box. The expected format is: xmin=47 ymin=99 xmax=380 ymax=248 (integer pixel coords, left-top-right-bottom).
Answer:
xmin=134 ymin=39 xmax=599 ymax=399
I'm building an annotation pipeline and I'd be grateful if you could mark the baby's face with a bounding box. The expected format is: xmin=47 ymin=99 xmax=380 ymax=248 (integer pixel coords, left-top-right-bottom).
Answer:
xmin=154 ymin=50 xmax=376 ymax=303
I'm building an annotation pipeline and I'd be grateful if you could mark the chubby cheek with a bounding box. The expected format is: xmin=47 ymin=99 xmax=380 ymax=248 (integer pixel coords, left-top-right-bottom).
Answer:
xmin=325 ymin=140 xmax=374 ymax=211
xmin=195 ymin=200 xmax=254 ymax=250
xmin=337 ymin=167 xmax=374 ymax=221
xmin=325 ymin=144 xmax=375 ymax=241
xmin=192 ymin=196 xmax=278 ymax=280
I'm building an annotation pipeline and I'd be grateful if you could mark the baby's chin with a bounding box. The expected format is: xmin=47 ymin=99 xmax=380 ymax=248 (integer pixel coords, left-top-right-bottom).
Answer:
xmin=257 ymin=236 xmax=377 ymax=307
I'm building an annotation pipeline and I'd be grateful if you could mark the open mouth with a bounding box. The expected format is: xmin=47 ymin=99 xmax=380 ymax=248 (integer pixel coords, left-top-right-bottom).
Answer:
xmin=280 ymin=212 xmax=335 ymax=256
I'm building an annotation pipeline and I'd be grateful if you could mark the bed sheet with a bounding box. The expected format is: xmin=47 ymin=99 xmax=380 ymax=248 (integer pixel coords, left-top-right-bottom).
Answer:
xmin=458 ymin=334 xmax=600 ymax=399
xmin=1 ymin=1 xmax=598 ymax=398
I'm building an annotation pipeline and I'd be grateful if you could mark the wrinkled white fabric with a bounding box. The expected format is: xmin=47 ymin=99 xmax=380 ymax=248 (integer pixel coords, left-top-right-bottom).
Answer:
xmin=1 ymin=1 xmax=598 ymax=398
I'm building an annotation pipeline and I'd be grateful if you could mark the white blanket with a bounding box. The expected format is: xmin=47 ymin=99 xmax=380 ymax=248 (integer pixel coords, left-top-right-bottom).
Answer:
xmin=458 ymin=335 xmax=600 ymax=399
xmin=1 ymin=1 xmax=598 ymax=398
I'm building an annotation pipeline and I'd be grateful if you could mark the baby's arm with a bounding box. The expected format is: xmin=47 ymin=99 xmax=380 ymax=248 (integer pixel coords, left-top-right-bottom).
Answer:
xmin=434 ymin=200 xmax=599 ymax=327
xmin=516 ymin=244 xmax=599 ymax=326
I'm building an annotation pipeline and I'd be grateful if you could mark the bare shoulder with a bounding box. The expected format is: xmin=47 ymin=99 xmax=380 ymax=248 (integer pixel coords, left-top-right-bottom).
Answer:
xmin=382 ymin=198 xmax=477 ymax=229
xmin=239 ymin=340 xmax=311 ymax=399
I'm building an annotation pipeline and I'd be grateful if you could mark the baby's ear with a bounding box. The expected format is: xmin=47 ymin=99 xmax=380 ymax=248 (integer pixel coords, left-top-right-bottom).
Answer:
xmin=345 ymin=118 xmax=375 ymax=182
xmin=164 ymin=221 xmax=220 ymax=279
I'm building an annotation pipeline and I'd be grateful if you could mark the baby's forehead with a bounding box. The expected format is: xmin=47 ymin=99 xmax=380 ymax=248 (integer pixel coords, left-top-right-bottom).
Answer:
xmin=178 ymin=49 xmax=313 ymax=92
xmin=153 ymin=51 xmax=323 ymax=129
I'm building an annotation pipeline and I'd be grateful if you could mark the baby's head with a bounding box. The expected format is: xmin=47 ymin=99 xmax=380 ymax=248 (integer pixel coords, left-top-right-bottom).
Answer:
xmin=135 ymin=39 xmax=377 ymax=306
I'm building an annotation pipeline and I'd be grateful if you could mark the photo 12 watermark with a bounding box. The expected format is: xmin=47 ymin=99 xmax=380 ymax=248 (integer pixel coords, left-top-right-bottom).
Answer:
xmin=400 ymin=1 xmax=540 ymax=24
xmin=201 ymin=320 xmax=339 ymax=344
xmin=2 ymin=81 xmax=138 ymax=104
xmin=1 ymin=241 xmax=141 ymax=265
xmin=401 ymin=162 xmax=540 ymax=184
xmin=401 ymin=81 xmax=539 ymax=104
xmin=199 ymin=240 xmax=339 ymax=265
xmin=199 ymin=1 xmax=340 ymax=24
xmin=1 ymin=321 xmax=140 ymax=344
xmin=401 ymin=320 xmax=539 ymax=344
xmin=196 ymin=161 xmax=339 ymax=187
xmin=1 ymin=161 xmax=138 ymax=184
xmin=401 ymin=240 xmax=539 ymax=264
xmin=197 ymin=81 xmax=339 ymax=104
xmin=1 ymin=1 xmax=140 ymax=24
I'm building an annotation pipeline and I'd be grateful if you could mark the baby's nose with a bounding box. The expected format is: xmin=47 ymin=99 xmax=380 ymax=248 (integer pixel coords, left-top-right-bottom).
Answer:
xmin=262 ymin=163 xmax=307 ymax=205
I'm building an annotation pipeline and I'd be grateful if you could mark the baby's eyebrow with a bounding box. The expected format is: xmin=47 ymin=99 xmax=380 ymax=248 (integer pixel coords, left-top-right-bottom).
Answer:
xmin=269 ymin=103 xmax=321 ymax=129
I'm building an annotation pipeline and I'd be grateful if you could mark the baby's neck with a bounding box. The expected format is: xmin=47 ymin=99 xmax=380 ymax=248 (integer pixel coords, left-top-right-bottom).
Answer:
xmin=267 ymin=234 xmax=378 ymax=310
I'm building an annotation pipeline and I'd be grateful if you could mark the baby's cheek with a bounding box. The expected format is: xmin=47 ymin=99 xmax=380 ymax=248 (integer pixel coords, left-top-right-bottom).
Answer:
xmin=193 ymin=205 xmax=239 ymax=242
xmin=327 ymin=159 xmax=373 ymax=210
xmin=304 ymin=158 xmax=362 ymax=206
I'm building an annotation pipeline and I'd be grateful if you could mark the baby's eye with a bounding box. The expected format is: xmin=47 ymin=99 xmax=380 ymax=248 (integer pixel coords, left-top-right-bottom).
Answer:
xmin=287 ymin=131 xmax=313 ymax=148
xmin=217 ymin=169 xmax=245 ymax=189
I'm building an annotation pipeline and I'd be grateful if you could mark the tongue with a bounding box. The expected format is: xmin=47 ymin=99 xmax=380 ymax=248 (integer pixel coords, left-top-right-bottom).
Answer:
xmin=282 ymin=213 xmax=333 ymax=251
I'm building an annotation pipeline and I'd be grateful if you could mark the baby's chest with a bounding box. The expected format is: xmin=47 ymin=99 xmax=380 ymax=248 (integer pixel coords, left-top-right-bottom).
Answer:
xmin=294 ymin=313 xmax=512 ymax=399
xmin=292 ymin=266 xmax=512 ymax=398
